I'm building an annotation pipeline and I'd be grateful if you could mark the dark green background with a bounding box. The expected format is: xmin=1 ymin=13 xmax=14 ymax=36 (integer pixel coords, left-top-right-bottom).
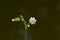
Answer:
xmin=0 ymin=0 xmax=60 ymax=40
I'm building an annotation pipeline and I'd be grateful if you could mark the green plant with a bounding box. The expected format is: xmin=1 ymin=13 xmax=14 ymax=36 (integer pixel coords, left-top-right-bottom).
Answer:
xmin=12 ymin=15 xmax=37 ymax=40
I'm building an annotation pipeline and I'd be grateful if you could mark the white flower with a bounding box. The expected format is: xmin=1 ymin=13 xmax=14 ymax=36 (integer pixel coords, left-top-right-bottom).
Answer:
xmin=29 ymin=17 xmax=37 ymax=25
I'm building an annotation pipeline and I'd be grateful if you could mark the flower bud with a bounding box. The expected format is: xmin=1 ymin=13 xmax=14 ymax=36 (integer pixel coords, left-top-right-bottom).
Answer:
xmin=12 ymin=17 xmax=20 ymax=22
xmin=15 ymin=17 xmax=20 ymax=21
xmin=27 ymin=24 xmax=30 ymax=28
xmin=12 ymin=19 xmax=15 ymax=22
xmin=20 ymin=15 xmax=24 ymax=21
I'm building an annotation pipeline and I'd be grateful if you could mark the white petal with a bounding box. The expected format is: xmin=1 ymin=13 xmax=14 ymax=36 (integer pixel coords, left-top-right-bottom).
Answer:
xmin=29 ymin=17 xmax=36 ymax=25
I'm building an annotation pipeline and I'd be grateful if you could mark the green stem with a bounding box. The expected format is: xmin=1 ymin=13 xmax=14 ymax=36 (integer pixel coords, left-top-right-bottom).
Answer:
xmin=20 ymin=15 xmax=27 ymax=40
xmin=25 ymin=26 xmax=27 ymax=40
xmin=23 ymin=20 xmax=27 ymax=40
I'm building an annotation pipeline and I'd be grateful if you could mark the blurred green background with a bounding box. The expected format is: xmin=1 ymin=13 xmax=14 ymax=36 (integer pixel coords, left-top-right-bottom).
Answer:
xmin=0 ymin=0 xmax=60 ymax=40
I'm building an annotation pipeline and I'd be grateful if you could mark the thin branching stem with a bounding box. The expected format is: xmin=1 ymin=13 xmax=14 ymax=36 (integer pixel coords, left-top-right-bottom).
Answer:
xmin=20 ymin=15 xmax=27 ymax=40
xmin=23 ymin=19 xmax=27 ymax=40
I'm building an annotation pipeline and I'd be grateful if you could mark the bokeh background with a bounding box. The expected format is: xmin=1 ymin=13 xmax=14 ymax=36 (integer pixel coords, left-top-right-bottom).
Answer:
xmin=0 ymin=0 xmax=60 ymax=40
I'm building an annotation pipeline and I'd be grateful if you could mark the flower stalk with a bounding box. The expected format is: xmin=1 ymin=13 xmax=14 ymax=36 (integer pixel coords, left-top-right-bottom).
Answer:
xmin=25 ymin=25 xmax=27 ymax=40
xmin=20 ymin=15 xmax=27 ymax=40
xmin=12 ymin=15 xmax=37 ymax=40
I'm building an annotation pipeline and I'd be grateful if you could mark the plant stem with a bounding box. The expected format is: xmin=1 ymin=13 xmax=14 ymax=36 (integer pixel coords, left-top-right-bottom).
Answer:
xmin=20 ymin=15 xmax=27 ymax=40
xmin=23 ymin=20 xmax=27 ymax=40
xmin=25 ymin=26 xmax=27 ymax=40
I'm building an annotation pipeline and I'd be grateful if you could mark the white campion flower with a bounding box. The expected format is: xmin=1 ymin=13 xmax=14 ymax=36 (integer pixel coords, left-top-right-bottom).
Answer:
xmin=29 ymin=17 xmax=37 ymax=25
